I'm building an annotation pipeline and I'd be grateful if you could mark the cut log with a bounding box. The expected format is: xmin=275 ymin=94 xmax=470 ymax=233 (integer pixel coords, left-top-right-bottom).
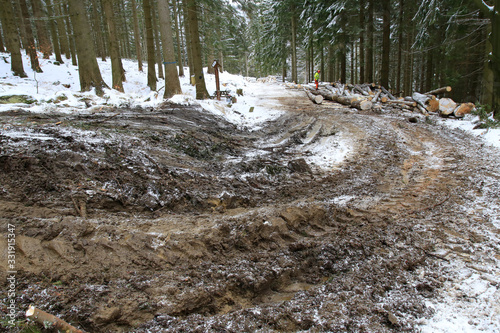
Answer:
xmin=425 ymin=86 xmax=452 ymax=95
xmin=308 ymin=87 xmax=372 ymax=110
xmin=352 ymin=99 xmax=373 ymax=110
xmin=372 ymin=90 xmax=382 ymax=102
xmin=26 ymin=305 xmax=86 ymax=333
xmin=380 ymin=96 xmax=389 ymax=103
xmin=453 ymin=102 xmax=475 ymax=118
xmin=381 ymin=86 xmax=396 ymax=100
xmin=416 ymin=104 xmax=429 ymax=116
xmin=354 ymin=84 xmax=370 ymax=96
xmin=412 ymin=92 xmax=431 ymax=108
xmin=426 ymin=98 xmax=439 ymax=112
xmin=304 ymin=89 xmax=323 ymax=104
xmin=439 ymin=98 xmax=457 ymax=116
xmin=387 ymin=100 xmax=417 ymax=107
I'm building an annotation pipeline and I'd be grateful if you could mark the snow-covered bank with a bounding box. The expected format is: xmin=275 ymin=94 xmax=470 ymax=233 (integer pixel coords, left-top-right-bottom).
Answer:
xmin=1 ymin=53 xmax=499 ymax=149
xmin=0 ymin=54 xmax=284 ymax=131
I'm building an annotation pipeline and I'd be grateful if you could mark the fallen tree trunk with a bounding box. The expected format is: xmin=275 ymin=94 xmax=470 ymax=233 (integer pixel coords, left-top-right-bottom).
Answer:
xmin=453 ymin=102 xmax=475 ymax=118
xmin=439 ymin=98 xmax=457 ymax=116
xmin=412 ymin=92 xmax=431 ymax=108
xmin=425 ymin=86 xmax=452 ymax=95
xmin=304 ymin=89 xmax=323 ymax=104
xmin=351 ymin=99 xmax=374 ymax=110
xmin=387 ymin=100 xmax=417 ymax=107
xmin=26 ymin=305 xmax=86 ymax=333
xmin=354 ymin=84 xmax=370 ymax=96
xmin=372 ymin=90 xmax=382 ymax=102
xmin=308 ymin=87 xmax=372 ymax=110
xmin=381 ymin=86 xmax=396 ymax=100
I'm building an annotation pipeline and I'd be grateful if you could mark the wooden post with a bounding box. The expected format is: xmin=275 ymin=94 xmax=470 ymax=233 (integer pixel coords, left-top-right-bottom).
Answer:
xmin=212 ymin=60 xmax=222 ymax=101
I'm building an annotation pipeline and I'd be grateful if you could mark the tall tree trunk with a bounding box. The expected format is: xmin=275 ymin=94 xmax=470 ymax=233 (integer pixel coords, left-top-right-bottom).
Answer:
xmin=403 ymin=25 xmax=413 ymax=95
xmin=103 ymin=0 xmax=124 ymax=92
xmin=359 ymin=0 xmax=365 ymax=83
xmin=19 ymin=0 xmax=42 ymax=72
xmin=205 ymin=10 xmax=215 ymax=75
xmin=350 ymin=42 xmax=354 ymax=83
xmin=13 ymin=1 xmax=28 ymax=52
xmin=381 ymin=0 xmax=390 ymax=88
xmin=0 ymin=0 xmax=26 ymax=77
xmin=366 ymin=0 xmax=374 ymax=83
xmin=425 ymin=49 xmax=433 ymax=93
xmin=32 ymin=0 xmax=52 ymax=58
xmin=152 ymin=8 xmax=164 ymax=79
xmin=186 ymin=0 xmax=208 ymax=99
xmin=310 ymin=32 xmax=314 ymax=82
xmin=118 ymin=1 xmax=131 ymax=59
xmin=179 ymin=2 xmax=187 ymax=68
xmin=489 ymin=3 xmax=499 ymax=117
xmin=182 ymin=0 xmax=194 ymax=80
xmin=474 ymin=0 xmax=500 ymax=116
xmin=143 ymin=0 xmax=157 ymax=91
xmin=45 ymin=0 xmax=63 ymax=63
xmin=396 ymin=0 xmax=404 ymax=94
xmin=0 ymin=26 xmax=5 ymax=52
xmin=158 ymin=0 xmax=182 ymax=98
xmin=482 ymin=23 xmax=494 ymax=106
xmin=319 ymin=42 xmax=325 ymax=82
xmin=173 ymin=0 xmax=184 ymax=76
xmin=91 ymin=0 xmax=106 ymax=61
xmin=62 ymin=1 xmax=77 ymax=66
xmin=130 ymin=0 xmax=143 ymax=71
xmin=291 ymin=4 xmax=298 ymax=83
xmin=55 ymin=1 xmax=70 ymax=59
xmin=68 ymin=0 xmax=108 ymax=96
xmin=328 ymin=43 xmax=334 ymax=82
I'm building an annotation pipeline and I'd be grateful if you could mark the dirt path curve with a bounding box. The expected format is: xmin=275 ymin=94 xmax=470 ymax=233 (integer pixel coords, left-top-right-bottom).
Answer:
xmin=1 ymin=83 xmax=499 ymax=332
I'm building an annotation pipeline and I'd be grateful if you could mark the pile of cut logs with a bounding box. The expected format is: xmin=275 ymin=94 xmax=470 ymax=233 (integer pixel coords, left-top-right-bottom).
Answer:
xmin=301 ymin=83 xmax=475 ymax=118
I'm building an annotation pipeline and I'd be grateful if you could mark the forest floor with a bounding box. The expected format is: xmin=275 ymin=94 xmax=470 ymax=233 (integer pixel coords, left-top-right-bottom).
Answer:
xmin=1 ymin=84 xmax=499 ymax=332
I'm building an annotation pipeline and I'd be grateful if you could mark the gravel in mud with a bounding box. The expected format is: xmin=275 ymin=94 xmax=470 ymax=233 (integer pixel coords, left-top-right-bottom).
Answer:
xmin=1 ymin=86 xmax=499 ymax=332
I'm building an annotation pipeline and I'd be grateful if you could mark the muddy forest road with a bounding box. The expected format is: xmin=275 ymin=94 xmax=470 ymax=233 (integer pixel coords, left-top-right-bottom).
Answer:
xmin=1 ymin=83 xmax=499 ymax=332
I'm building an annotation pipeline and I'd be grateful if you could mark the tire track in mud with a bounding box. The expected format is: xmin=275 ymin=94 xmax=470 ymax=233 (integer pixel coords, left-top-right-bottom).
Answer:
xmin=1 ymin=87 xmax=499 ymax=332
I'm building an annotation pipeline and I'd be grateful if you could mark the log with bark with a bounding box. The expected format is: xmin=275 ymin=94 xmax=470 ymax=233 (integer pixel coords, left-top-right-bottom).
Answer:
xmin=438 ymin=98 xmax=457 ymax=116
xmin=425 ymin=86 xmax=452 ymax=95
xmin=26 ymin=305 xmax=87 ymax=333
xmin=309 ymin=87 xmax=372 ymax=110
xmin=453 ymin=102 xmax=475 ymax=118
xmin=381 ymin=86 xmax=396 ymax=100
xmin=426 ymin=98 xmax=439 ymax=113
xmin=371 ymin=90 xmax=382 ymax=103
xmin=304 ymin=88 xmax=323 ymax=104
xmin=412 ymin=92 xmax=431 ymax=108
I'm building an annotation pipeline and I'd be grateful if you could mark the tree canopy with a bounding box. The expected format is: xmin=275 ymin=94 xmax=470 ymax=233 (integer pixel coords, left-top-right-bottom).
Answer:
xmin=0 ymin=0 xmax=497 ymax=115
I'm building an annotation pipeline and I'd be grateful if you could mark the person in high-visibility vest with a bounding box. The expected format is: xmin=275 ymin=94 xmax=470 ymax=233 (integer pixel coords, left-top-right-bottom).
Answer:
xmin=314 ymin=70 xmax=320 ymax=90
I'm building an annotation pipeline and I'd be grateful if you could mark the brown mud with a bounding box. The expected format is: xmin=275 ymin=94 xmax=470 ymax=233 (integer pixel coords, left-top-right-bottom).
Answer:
xmin=1 ymin=86 xmax=499 ymax=332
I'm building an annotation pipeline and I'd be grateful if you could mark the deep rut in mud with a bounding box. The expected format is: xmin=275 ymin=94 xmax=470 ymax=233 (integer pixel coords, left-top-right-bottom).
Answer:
xmin=1 ymin=87 xmax=499 ymax=332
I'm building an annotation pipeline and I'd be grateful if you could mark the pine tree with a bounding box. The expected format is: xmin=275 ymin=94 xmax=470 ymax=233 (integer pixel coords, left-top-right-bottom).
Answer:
xmin=103 ymin=0 xmax=125 ymax=92
xmin=185 ymin=0 xmax=209 ymax=99
xmin=157 ymin=0 xmax=182 ymax=98
xmin=67 ymin=0 xmax=108 ymax=96
xmin=0 ymin=0 xmax=26 ymax=77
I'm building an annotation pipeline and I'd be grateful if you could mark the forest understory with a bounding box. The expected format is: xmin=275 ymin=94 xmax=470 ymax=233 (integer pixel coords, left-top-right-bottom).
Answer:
xmin=1 ymin=86 xmax=499 ymax=332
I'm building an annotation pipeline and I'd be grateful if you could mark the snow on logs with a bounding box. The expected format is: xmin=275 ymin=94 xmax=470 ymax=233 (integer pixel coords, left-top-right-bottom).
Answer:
xmin=302 ymin=83 xmax=474 ymax=119
xmin=305 ymin=86 xmax=372 ymax=110
xmin=304 ymin=88 xmax=324 ymax=104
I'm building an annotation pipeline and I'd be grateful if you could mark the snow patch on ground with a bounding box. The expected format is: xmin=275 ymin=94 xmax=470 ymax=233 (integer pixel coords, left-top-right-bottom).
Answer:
xmin=439 ymin=114 xmax=500 ymax=150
